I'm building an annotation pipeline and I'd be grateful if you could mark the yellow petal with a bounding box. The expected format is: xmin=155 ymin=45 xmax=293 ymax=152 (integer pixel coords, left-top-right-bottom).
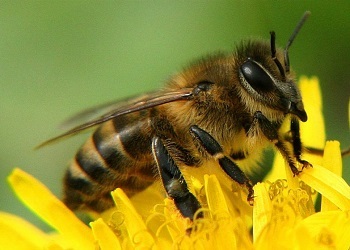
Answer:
xmin=322 ymin=141 xmax=342 ymax=176
xmin=299 ymin=165 xmax=350 ymax=210
xmin=191 ymin=175 xmax=204 ymax=197
xmin=46 ymin=243 xmax=65 ymax=250
xmin=321 ymin=141 xmax=342 ymax=211
xmin=295 ymin=210 xmax=350 ymax=249
xmin=129 ymin=182 xmax=164 ymax=219
xmin=203 ymin=174 xmax=255 ymax=249
xmin=163 ymin=198 xmax=188 ymax=242
xmin=252 ymin=182 xmax=271 ymax=243
xmin=265 ymin=149 xmax=299 ymax=189
xmin=267 ymin=152 xmax=299 ymax=189
xmin=204 ymin=174 xmax=229 ymax=219
xmin=111 ymin=188 xmax=155 ymax=248
xmin=7 ymin=168 xmax=94 ymax=250
xmin=0 ymin=212 xmax=48 ymax=250
xmin=90 ymin=218 xmax=121 ymax=250
xmin=264 ymin=152 xmax=286 ymax=182
xmin=299 ymin=76 xmax=325 ymax=149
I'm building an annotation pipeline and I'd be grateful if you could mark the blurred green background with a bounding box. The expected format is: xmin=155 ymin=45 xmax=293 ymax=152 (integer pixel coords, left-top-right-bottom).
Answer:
xmin=1 ymin=1 xmax=349 ymax=231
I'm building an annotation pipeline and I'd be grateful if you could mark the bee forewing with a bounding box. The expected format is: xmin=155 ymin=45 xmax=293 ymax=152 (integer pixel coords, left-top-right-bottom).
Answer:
xmin=36 ymin=88 xmax=193 ymax=149
xmin=59 ymin=92 xmax=163 ymax=130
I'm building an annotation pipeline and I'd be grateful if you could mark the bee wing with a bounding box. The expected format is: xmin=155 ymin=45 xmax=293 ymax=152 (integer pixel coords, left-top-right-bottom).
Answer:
xmin=36 ymin=88 xmax=193 ymax=148
xmin=59 ymin=92 xmax=161 ymax=130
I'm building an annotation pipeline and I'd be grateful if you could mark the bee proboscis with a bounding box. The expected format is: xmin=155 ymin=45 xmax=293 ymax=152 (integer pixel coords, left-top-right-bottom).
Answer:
xmin=39 ymin=12 xmax=314 ymax=220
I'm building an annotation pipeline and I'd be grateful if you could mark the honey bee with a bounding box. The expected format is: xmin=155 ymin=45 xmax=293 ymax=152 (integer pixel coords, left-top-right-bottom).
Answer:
xmin=39 ymin=12 xmax=313 ymax=220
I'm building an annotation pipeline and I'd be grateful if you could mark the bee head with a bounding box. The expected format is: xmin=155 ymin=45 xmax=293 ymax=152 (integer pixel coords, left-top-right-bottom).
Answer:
xmin=236 ymin=12 xmax=310 ymax=122
xmin=238 ymin=54 xmax=307 ymax=122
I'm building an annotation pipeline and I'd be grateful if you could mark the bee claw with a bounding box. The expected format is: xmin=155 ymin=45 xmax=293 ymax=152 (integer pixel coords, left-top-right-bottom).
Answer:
xmin=247 ymin=196 xmax=255 ymax=206
xmin=290 ymin=159 xmax=312 ymax=176
xmin=299 ymin=160 xmax=312 ymax=170
xmin=246 ymin=183 xmax=255 ymax=206
xmin=290 ymin=164 xmax=302 ymax=176
xmin=292 ymin=170 xmax=302 ymax=177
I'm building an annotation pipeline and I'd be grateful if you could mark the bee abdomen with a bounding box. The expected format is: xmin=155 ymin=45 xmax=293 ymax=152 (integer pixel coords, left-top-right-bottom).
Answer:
xmin=64 ymin=113 xmax=157 ymax=212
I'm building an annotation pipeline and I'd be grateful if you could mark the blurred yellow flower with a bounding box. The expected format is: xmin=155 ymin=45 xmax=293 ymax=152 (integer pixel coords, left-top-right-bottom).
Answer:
xmin=1 ymin=77 xmax=350 ymax=249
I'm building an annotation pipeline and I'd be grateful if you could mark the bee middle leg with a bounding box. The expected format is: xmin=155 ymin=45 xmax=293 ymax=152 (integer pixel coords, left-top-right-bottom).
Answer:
xmin=189 ymin=125 xmax=254 ymax=204
xmin=152 ymin=137 xmax=202 ymax=220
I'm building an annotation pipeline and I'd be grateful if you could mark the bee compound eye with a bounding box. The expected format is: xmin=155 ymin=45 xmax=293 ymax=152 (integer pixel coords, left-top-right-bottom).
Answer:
xmin=240 ymin=59 xmax=275 ymax=92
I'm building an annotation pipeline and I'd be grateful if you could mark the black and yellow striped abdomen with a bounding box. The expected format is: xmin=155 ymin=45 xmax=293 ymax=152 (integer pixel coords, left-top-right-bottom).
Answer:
xmin=63 ymin=111 xmax=157 ymax=212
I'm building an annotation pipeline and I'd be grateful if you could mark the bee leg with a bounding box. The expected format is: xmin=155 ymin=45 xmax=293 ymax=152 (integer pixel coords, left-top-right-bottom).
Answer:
xmin=290 ymin=117 xmax=312 ymax=169
xmin=152 ymin=136 xmax=202 ymax=220
xmin=189 ymin=125 xmax=254 ymax=204
xmin=252 ymin=111 xmax=309 ymax=176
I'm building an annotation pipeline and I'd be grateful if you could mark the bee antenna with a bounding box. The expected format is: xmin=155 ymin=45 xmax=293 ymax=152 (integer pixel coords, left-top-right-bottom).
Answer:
xmin=270 ymin=31 xmax=286 ymax=80
xmin=284 ymin=11 xmax=311 ymax=73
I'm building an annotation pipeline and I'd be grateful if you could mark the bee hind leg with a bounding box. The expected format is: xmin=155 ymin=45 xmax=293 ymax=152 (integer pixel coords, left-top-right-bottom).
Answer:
xmin=189 ymin=125 xmax=254 ymax=204
xmin=152 ymin=137 xmax=202 ymax=220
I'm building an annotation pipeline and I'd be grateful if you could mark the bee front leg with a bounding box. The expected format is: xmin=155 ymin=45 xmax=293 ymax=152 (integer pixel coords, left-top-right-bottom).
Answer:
xmin=290 ymin=117 xmax=312 ymax=169
xmin=252 ymin=111 xmax=310 ymax=176
xmin=152 ymin=137 xmax=202 ymax=220
xmin=189 ymin=125 xmax=254 ymax=204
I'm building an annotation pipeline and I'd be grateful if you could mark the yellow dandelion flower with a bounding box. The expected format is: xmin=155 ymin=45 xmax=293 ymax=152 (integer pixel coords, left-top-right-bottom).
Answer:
xmin=2 ymin=168 xmax=95 ymax=250
xmin=254 ymin=142 xmax=350 ymax=249
xmin=1 ymin=76 xmax=349 ymax=249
